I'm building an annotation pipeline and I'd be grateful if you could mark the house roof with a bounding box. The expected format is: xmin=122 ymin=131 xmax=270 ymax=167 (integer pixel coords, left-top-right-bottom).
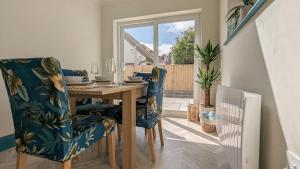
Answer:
xmin=124 ymin=32 xmax=154 ymax=64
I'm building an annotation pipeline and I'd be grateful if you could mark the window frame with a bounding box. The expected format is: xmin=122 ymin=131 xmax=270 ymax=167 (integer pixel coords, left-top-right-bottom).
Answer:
xmin=113 ymin=9 xmax=202 ymax=84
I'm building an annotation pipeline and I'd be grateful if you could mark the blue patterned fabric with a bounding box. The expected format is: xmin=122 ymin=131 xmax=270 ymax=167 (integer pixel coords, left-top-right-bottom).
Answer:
xmin=135 ymin=72 xmax=152 ymax=82
xmin=77 ymin=104 xmax=122 ymax=124
xmin=0 ymin=57 xmax=115 ymax=162
xmin=117 ymin=67 xmax=167 ymax=128
xmin=134 ymin=72 xmax=152 ymax=105
xmin=138 ymin=67 xmax=167 ymax=128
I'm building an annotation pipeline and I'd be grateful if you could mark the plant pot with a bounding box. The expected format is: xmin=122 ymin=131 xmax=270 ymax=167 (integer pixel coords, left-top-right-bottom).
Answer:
xmin=200 ymin=111 xmax=217 ymax=133
xmin=187 ymin=104 xmax=199 ymax=122
xmin=204 ymin=88 xmax=211 ymax=107
xmin=240 ymin=5 xmax=252 ymax=20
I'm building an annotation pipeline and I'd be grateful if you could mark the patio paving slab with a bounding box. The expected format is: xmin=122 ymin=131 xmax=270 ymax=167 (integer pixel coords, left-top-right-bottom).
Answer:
xmin=163 ymin=97 xmax=193 ymax=112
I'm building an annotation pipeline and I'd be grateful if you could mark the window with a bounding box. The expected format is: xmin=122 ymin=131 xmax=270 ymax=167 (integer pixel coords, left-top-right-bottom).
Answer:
xmin=117 ymin=12 xmax=199 ymax=81
xmin=114 ymin=10 xmax=202 ymax=115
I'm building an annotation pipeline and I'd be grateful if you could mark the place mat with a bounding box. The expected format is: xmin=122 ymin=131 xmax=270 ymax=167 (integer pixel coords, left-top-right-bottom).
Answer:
xmin=68 ymin=85 xmax=97 ymax=90
xmin=68 ymin=84 xmax=121 ymax=90
xmin=92 ymin=79 xmax=111 ymax=83
xmin=66 ymin=81 xmax=93 ymax=86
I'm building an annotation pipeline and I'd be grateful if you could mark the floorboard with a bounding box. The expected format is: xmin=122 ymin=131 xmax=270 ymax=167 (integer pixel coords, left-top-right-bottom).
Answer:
xmin=0 ymin=117 xmax=230 ymax=169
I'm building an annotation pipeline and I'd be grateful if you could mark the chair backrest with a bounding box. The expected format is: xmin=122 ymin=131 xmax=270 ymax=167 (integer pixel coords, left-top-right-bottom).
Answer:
xmin=0 ymin=57 xmax=72 ymax=156
xmin=135 ymin=72 xmax=152 ymax=82
xmin=146 ymin=67 xmax=167 ymax=116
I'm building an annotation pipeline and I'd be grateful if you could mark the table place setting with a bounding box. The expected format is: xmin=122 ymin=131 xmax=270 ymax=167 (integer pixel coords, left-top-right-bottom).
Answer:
xmin=65 ymin=76 xmax=94 ymax=86
xmin=122 ymin=75 xmax=148 ymax=85
xmin=65 ymin=75 xmax=117 ymax=90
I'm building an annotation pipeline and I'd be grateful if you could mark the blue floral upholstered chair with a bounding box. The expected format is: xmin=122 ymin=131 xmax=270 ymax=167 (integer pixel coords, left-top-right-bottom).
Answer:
xmin=0 ymin=57 xmax=116 ymax=169
xmin=118 ymin=67 xmax=167 ymax=162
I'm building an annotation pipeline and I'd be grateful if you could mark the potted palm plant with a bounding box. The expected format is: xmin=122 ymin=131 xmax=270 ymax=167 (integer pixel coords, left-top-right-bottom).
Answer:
xmin=226 ymin=0 xmax=256 ymax=29
xmin=195 ymin=40 xmax=220 ymax=107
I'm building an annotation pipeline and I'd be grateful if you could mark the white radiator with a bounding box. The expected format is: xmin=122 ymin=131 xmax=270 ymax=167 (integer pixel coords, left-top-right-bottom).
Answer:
xmin=216 ymin=86 xmax=261 ymax=169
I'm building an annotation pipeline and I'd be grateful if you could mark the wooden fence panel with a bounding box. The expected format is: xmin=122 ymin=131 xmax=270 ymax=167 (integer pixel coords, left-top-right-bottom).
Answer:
xmin=124 ymin=64 xmax=194 ymax=92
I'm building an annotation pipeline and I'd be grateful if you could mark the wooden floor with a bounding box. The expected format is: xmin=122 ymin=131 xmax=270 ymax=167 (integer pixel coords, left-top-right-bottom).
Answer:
xmin=0 ymin=117 xmax=230 ymax=169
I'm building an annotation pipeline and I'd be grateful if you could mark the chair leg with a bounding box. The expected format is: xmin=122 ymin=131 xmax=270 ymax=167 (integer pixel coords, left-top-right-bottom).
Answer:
xmin=61 ymin=160 xmax=71 ymax=169
xmin=117 ymin=124 xmax=122 ymax=142
xmin=158 ymin=120 xmax=164 ymax=146
xmin=107 ymin=132 xmax=116 ymax=168
xmin=74 ymin=155 xmax=80 ymax=161
xmin=147 ymin=128 xmax=156 ymax=162
xmin=106 ymin=135 xmax=109 ymax=155
xmin=152 ymin=126 xmax=156 ymax=141
xmin=16 ymin=152 xmax=27 ymax=169
xmin=97 ymin=139 xmax=103 ymax=157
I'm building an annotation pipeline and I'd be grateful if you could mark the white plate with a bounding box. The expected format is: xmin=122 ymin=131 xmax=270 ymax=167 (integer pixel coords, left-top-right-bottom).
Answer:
xmin=66 ymin=81 xmax=93 ymax=86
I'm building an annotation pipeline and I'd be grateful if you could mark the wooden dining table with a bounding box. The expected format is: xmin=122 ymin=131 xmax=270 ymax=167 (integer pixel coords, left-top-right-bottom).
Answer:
xmin=68 ymin=83 xmax=147 ymax=169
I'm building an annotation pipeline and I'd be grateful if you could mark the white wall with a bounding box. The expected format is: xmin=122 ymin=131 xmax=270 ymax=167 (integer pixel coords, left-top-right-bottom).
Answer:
xmin=101 ymin=0 xmax=220 ymax=104
xmin=0 ymin=0 xmax=102 ymax=137
xmin=220 ymin=1 xmax=287 ymax=169
xmin=256 ymin=0 xmax=300 ymax=161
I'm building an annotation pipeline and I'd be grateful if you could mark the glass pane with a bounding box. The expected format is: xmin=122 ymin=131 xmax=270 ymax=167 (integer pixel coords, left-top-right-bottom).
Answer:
xmin=158 ymin=20 xmax=195 ymax=65
xmin=122 ymin=25 xmax=154 ymax=80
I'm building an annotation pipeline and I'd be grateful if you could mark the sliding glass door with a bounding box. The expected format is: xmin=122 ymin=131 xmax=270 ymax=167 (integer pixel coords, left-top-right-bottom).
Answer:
xmin=116 ymin=13 xmax=200 ymax=117
xmin=119 ymin=18 xmax=196 ymax=81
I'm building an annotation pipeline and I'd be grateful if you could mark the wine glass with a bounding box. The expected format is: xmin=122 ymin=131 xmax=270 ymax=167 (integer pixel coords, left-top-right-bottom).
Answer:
xmin=105 ymin=58 xmax=116 ymax=83
xmin=90 ymin=62 xmax=100 ymax=80
xmin=119 ymin=63 xmax=125 ymax=83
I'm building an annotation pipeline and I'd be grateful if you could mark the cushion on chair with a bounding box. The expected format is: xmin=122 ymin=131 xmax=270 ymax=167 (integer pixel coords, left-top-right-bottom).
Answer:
xmin=77 ymin=104 xmax=122 ymax=124
xmin=109 ymin=103 xmax=158 ymax=129
xmin=72 ymin=115 xmax=115 ymax=136
xmin=69 ymin=115 xmax=115 ymax=160
xmin=136 ymin=104 xmax=158 ymax=129
xmin=117 ymin=101 xmax=159 ymax=128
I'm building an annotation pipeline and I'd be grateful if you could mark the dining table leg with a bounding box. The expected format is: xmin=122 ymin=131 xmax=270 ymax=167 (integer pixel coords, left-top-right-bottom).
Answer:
xmin=69 ymin=96 xmax=77 ymax=115
xmin=122 ymin=89 xmax=137 ymax=169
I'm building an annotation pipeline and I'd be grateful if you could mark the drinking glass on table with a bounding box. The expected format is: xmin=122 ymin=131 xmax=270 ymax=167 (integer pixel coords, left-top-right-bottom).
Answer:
xmin=90 ymin=62 xmax=100 ymax=80
xmin=119 ymin=63 xmax=125 ymax=84
xmin=105 ymin=58 xmax=116 ymax=84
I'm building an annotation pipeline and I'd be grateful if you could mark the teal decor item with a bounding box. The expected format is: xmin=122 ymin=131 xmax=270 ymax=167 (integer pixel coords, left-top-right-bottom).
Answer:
xmin=0 ymin=134 xmax=15 ymax=152
xmin=225 ymin=0 xmax=267 ymax=45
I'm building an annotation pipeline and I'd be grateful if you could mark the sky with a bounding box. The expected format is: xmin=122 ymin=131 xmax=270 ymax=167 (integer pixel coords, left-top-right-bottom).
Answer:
xmin=125 ymin=20 xmax=195 ymax=55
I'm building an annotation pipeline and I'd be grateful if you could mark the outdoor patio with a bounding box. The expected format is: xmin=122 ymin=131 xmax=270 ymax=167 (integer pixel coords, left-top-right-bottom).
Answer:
xmin=163 ymin=97 xmax=193 ymax=116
